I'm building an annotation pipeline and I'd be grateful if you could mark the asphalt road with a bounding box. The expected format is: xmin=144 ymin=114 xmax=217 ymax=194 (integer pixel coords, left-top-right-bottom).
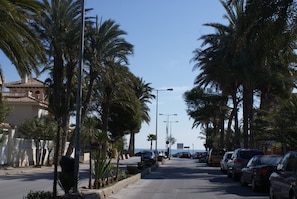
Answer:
xmin=106 ymin=158 xmax=269 ymax=199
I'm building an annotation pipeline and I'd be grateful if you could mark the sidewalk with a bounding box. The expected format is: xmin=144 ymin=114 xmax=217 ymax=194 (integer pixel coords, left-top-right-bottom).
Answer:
xmin=0 ymin=156 xmax=142 ymax=176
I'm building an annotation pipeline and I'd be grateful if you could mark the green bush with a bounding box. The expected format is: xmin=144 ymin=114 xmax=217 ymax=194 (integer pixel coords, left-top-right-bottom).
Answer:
xmin=126 ymin=166 xmax=140 ymax=174
xmin=23 ymin=190 xmax=54 ymax=199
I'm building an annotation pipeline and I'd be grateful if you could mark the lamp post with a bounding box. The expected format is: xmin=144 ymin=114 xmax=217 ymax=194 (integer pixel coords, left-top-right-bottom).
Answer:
xmin=168 ymin=121 xmax=178 ymax=159
xmin=160 ymin=113 xmax=177 ymax=158
xmin=155 ymin=88 xmax=173 ymax=160
xmin=73 ymin=0 xmax=85 ymax=193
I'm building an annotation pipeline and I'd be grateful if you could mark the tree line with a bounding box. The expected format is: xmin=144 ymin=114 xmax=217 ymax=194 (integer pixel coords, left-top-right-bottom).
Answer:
xmin=0 ymin=0 xmax=155 ymax=196
xmin=184 ymin=0 xmax=297 ymax=153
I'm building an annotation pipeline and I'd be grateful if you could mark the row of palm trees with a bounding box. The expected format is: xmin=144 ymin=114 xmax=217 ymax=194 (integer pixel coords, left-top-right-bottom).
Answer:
xmin=185 ymin=0 xmax=297 ymax=152
xmin=0 ymin=0 xmax=155 ymax=196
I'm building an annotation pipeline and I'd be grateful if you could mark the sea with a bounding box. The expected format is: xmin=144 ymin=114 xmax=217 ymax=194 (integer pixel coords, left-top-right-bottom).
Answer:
xmin=134 ymin=148 xmax=206 ymax=155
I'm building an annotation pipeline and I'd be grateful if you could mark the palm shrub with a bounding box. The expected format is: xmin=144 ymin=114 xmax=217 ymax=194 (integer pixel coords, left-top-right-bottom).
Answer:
xmin=93 ymin=151 xmax=114 ymax=188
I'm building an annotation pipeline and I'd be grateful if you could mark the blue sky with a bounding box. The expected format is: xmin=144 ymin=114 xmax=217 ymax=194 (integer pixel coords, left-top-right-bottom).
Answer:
xmin=1 ymin=0 xmax=227 ymax=151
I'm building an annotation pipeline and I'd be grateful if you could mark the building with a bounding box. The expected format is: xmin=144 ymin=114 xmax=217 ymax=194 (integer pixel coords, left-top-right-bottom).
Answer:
xmin=2 ymin=76 xmax=48 ymax=127
xmin=0 ymin=77 xmax=52 ymax=166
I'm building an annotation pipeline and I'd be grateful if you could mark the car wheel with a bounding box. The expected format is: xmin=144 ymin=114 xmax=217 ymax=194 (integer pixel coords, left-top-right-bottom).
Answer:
xmin=251 ymin=178 xmax=258 ymax=192
xmin=240 ymin=175 xmax=248 ymax=186
xmin=269 ymin=185 xmax=276 ymax=199
xmin=227 ymin=170 xmax=232 ymax=178
xmin=232 ymin=173 xmax=239 ymax=181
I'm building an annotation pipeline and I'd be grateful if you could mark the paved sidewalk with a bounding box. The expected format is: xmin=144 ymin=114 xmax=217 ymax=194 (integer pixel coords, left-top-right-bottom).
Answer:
xmin=0 ymin=156 xmax=141 ymax=176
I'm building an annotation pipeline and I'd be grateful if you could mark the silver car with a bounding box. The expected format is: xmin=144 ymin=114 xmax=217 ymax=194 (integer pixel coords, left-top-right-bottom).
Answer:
xmin=220 ymin=151 xmax=233 ymax=173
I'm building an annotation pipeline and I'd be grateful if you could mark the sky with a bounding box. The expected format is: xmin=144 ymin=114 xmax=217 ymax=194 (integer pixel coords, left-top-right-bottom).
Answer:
xmin=0 ymin=0 xmax=227 ymax=151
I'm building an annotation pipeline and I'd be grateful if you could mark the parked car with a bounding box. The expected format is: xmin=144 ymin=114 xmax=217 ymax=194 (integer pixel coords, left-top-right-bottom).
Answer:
xmin=141 ymin=150 xmax=156 ymax=165
xmin=192 ymin=152 xmax=200 ymax=159
xmin=135 ymin=151 xmax=144 ymax=156
xmin=207 ymin=149 xmax=225 ymax=166
xmin=199 ymin=152 xmax=208 ymax=163
xmin=179 ymin=151 xmax=192 ymax=158
xmin=269 ymin=151 xmax=297 ymax=199
xmin=220 ymin=151 xmax=233 ymax=173
xmin=172 ymin=152 xmax=180 ymax=157
xmin=227 ymin=148 xmax=264 ymax=180
xmin=240 ymin=155 xmax=282 ymax=192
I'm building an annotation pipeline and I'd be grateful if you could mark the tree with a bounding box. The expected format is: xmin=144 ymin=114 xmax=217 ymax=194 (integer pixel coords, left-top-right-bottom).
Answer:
xmin=0 ymin=92 xmax=12 ymax=145
xmin=184 ymin=86 xmax=227 ymax=149
xmin=18 ymin=117 xmax=56 ymax=166
xmin=191 ymin=0 xmax=297 ymax=149
xmin=254 ymin=95 xmax=297 ymax=151
xmin=65 ymin=17 xmax=134 ymax=157
xmin=147 ymin=134 xmax=156 ymax=150
xmin=34 ymin=0 xmax=84 ymax=196
xmin=0 ymin=0 xmax=45 ymax=77
xmin=81 ymin=116 xmax=99 ymax=189
xmin=128 ymin=77 xmax=155 ymax=156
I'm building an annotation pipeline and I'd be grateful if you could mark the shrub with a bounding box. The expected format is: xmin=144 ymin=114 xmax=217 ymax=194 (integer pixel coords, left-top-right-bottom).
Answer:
xmin=23 ymin=190 xmax=54 ymax=199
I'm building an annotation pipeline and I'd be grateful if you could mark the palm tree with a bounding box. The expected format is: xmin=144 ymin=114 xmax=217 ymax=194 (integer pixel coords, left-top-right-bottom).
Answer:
xmin=0 ymin=0 xmax=45 ymax=77
xmin=191 ymin=0 xmax=244 ymax=149
xmin=147 ymin=134 xmax=156 ymax=150
xmin=34 ymin=0 xmax=83 ymax=196
xmin=128 ymin=77 xmax=155 ymax=156
xmin=65 ymin=17 xmax=134 ymax=156
xmin=191 ymin=0 xmax=297 ymax=149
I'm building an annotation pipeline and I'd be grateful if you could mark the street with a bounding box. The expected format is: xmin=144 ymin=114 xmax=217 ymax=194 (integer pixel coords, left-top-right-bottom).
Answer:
xmin=0 ymin=157 xmax=269 ymax=199
xmin=107 ymin=158 xmax=269 ymax=199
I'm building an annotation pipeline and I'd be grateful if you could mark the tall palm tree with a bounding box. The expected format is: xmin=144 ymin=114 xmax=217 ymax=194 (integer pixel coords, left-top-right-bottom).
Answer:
xmin=192 ymin=0 xmax=297 ymax=149
xmin=147 ymin=134 xmax=156 ymax=150
xmin=192 ymin=0 xmax=243 ymax=148
xmin=128 ymin=77 xmax=155 ymax=156
xmin=34 ymin=0 xmax=83 ymax=196
xmin=65 ymin=17 xmax=134 ymax=156
xmin=0 ymin=0 xmax=45 ymax=77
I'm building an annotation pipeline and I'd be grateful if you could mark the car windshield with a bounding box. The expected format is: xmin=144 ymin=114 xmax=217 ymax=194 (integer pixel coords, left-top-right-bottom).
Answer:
xmin=259 ymin=156 xmax=281 ymax=165
xmin=226 ymin=153 xmax=233 ymax=159
xmin=240 ymin=150 xmax=263 ymax=159
xmin=212 ymin=150 xmax=225 ymax=155
xmin=143 ymin=151 xmax=153 ymax=155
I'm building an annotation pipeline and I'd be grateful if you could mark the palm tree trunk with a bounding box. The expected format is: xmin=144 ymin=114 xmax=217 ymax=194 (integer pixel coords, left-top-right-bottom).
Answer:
xmin=243 ymin=86 xmax=253 ymax=148
xmin=88 ymin=132 xmax=92 ymax=189
xmin=53 ymin=126 xmax=61 ymax=197
xmin=128 ymin=133 xmax=135 ymax=156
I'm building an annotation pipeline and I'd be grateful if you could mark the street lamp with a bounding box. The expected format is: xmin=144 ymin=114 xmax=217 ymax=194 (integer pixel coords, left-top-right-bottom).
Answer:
xmin=73 ymin=0 xmax=85 ymax=194
xmin=155 ymin=88 xmax=173 ymax=159
xmin=160 ymin=113 xmax=177 ymax=158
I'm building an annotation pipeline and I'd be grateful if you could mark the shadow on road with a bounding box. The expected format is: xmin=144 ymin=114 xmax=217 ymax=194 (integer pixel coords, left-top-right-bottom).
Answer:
xmin=144 ymin=158 xmax=268 ymax=198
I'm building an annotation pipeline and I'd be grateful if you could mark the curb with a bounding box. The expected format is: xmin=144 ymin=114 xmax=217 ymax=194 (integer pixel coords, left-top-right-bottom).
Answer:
xmin=0 ymin=166 xmax=53 ymax=176
xmin=80 ymin=162 xmax=161 ymax=199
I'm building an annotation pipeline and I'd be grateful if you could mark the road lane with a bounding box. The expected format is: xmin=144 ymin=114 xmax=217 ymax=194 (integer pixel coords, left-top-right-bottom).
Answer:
xmin=107 ymin=158 xmax=268 ymax=199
